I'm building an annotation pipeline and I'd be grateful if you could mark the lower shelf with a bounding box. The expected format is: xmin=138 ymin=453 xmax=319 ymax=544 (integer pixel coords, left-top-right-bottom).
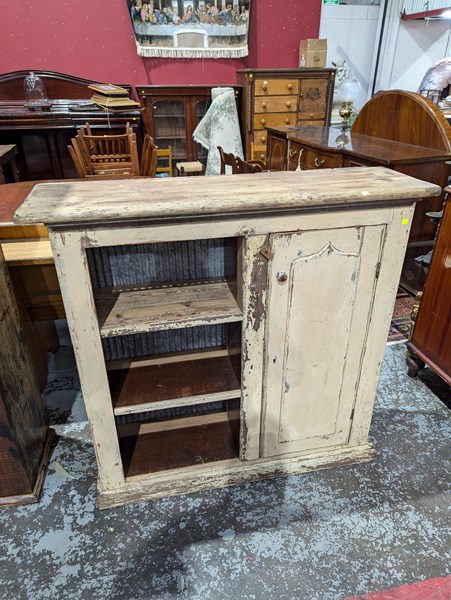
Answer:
xmin=118 ymin=412 xmax=239 ymax=478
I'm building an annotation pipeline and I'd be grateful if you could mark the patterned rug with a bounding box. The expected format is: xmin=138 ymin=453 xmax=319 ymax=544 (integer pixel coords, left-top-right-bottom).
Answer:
xmin=388 ymin=288 xmax=415 ymax=344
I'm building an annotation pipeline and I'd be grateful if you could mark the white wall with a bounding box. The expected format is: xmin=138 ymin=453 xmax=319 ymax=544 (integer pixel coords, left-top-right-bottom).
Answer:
xmin=322 ymin=0 xmax=451 ymax=110
xmin=378 ymin=20 xmax=451 ymax=92
xmin=320 ymin=4 xmax=381 ymax=109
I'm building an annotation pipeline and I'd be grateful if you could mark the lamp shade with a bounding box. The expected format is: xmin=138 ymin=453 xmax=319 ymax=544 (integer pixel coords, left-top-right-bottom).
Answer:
xmin=337 ymin=71 xmax=361 ymax=103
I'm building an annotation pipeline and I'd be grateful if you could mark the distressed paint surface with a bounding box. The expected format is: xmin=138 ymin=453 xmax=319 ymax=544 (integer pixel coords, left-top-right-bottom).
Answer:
xmin=21 ymin=177 xmax=421 ymax=505
xmin=0 ymin=344 xmax=450 ymax=599
xmin=262 ymin=225 xmax=385 ymax=457
xmin=14 ymin=167 xmax=439 ymax=226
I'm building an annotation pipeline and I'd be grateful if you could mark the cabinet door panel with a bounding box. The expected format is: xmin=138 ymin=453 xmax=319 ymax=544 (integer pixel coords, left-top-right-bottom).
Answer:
xmin=298 ymin=79 xmax=329 ymax=116
xmin=268 ymin=137 xmax=287 ymax=171
xmin=261 ymin=225 xmax=385 ymax=457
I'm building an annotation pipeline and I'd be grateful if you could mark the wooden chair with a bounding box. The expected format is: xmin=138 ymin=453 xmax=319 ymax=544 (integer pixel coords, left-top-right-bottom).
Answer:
xmin=218 ymin=146 xmax=264 ymax=174
xmin=68 ymin=123 xmax=140 ymax=178
xmin=156 ymin=146 xmax=173 ymax=177
xmin=140 ymin=134 xmax=158 ymax=177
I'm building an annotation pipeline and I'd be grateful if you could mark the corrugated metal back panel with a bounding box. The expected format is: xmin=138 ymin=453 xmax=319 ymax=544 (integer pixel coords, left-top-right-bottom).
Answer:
xmin=115 ymin=401 xmax=227 ymax=425
xmin=101 ymin=325 xmax=226 ymax=361
xmin=87 ymin=239 xmax=234 ymax=288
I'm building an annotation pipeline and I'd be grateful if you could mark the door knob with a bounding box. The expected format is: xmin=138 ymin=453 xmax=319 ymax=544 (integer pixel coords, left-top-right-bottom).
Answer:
xmin=276 ymin=271 xmax=288 ymax=283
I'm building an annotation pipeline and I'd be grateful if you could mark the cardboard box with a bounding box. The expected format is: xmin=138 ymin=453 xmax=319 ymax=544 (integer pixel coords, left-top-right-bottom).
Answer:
xmin=299 ymin=39 xmax=327 ymax=68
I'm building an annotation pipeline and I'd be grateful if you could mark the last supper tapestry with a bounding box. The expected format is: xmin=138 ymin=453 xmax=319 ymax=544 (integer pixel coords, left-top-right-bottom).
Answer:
xmin=127 ymin=0 xmax=251 ymax=58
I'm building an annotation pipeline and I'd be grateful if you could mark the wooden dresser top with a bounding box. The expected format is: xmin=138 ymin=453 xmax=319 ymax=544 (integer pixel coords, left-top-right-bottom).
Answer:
xmin=14 ymin=167 xmax=440 ymax=227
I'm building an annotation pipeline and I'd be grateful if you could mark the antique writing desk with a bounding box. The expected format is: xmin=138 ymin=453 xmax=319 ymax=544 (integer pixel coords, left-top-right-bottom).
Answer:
xmin=15 ymin=169 xmax=439 ymax=508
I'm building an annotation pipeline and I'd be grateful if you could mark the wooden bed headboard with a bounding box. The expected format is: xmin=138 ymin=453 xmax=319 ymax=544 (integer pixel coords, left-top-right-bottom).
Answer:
xmin=352 ymin=90 xmax=451 ymax=151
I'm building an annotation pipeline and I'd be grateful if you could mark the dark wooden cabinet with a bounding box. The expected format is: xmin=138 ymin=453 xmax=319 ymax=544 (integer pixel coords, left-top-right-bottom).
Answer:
xmin=0 ymin=71 xmax=141 ymax=181
xmin=0 ymin=245 xmax=55 ymax=506
xmin=237 ymin=68 xmax=335 ymax=161
xmin=137 ymin=85 xmax=240 ymax=173
xmin=407 ymin=190 xmax=451 ymax=386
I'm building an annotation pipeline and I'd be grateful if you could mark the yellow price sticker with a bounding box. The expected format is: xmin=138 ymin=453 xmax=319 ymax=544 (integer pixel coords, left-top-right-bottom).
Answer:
xmin=401 ymin=218 xmax=409 ymax=225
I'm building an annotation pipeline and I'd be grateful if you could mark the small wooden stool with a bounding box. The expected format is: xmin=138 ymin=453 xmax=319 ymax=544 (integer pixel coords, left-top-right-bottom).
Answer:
xmin=176 ymin=161 xmax=205 ymax=176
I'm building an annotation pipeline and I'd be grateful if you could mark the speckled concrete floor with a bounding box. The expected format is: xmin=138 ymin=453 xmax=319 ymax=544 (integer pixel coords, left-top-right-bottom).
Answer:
xmin=0 ymin=341 xmax=450 ymax=600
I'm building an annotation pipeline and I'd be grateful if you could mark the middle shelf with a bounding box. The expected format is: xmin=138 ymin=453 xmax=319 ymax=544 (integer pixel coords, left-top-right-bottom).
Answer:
xmin=95 ymin=277 xmax=242 ymax=337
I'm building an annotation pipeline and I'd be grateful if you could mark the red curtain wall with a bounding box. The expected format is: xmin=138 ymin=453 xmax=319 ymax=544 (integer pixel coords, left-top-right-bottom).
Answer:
xmin=0 ymin=1 xmax=321 ymax=87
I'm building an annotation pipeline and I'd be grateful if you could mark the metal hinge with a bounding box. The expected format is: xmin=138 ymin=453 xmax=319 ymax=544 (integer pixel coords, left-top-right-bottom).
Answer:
xmin=259 ymin=235 xmax=274 ymax=261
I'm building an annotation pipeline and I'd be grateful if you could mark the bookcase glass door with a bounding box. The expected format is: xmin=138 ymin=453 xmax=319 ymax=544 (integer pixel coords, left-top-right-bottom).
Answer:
xmin=194 ymin=99 xmax=210 ymax=166
xmin=152 ymin=100 xmax=187 ymax=173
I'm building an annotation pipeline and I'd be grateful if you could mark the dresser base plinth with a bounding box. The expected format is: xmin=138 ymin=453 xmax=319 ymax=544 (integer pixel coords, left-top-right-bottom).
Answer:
xmin=97 ymin=443 xmax=375 ymax=510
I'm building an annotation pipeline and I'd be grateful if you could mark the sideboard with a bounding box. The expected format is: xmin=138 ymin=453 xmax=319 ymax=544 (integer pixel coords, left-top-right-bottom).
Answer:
xmin=14 ymin=168 xmax=439 ymax=508
xmin=266 ymin=90 xmax=451 ymax=244
xmin=407 ymin=187 xmax=451 ymax=385
xmin=0 ymin=71 xmax=141 ymax=181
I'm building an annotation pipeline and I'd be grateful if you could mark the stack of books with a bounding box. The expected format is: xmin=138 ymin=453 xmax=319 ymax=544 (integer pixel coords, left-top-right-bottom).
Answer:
xmin=88 ymin=83 xmax=140 ymax=112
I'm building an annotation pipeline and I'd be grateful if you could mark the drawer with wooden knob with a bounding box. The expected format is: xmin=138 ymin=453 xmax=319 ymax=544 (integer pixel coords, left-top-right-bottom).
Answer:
xmin=254 ymin=95 xmax=297 ymax=113
xmin=255 ymin=79 xmax=299 ymax=96
xmin=254 ymin=113 xmax=296 ymax=130
xmin=253 ymin=130 xmax=268 ymax=146
xmin=290 ymin=146 xmax=343 ymax=170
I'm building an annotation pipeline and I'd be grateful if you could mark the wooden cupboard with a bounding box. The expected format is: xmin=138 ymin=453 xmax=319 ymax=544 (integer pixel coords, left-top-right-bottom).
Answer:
xmin=14 ymin=168 xmax=439 ymax=508
xmin=407 ymin=188 xmax=451 ymax=385
xmin=137 ymin=85 xmax=240 ymax=174
xmin=237 ymin=68 xmax=335 ymax=161
xmin=0 ymin=245 xmax=55 ymax=506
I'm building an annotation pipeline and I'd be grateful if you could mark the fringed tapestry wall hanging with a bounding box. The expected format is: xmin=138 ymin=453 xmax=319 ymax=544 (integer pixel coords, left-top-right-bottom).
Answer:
xmin=127 ymin=1 xmax=250 ymax=58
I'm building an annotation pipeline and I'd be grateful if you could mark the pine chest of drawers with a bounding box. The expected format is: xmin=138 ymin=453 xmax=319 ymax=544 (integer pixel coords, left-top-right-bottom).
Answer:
xmin=237 ymin=68 xmax=335 ymax=162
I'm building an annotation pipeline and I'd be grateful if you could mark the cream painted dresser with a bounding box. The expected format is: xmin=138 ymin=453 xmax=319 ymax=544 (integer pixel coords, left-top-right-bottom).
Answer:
xmin=14 ymin=168 xmax=439 ymax=509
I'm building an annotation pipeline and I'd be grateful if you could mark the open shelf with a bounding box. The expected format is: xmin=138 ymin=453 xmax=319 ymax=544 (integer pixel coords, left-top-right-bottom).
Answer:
xmin=117 ymin=411 xmax=239 ymax=478
xmin=95 ymin=278 xmax=242 ymax=338
xmin=109 ymin=354 xmax=241 ymax=416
